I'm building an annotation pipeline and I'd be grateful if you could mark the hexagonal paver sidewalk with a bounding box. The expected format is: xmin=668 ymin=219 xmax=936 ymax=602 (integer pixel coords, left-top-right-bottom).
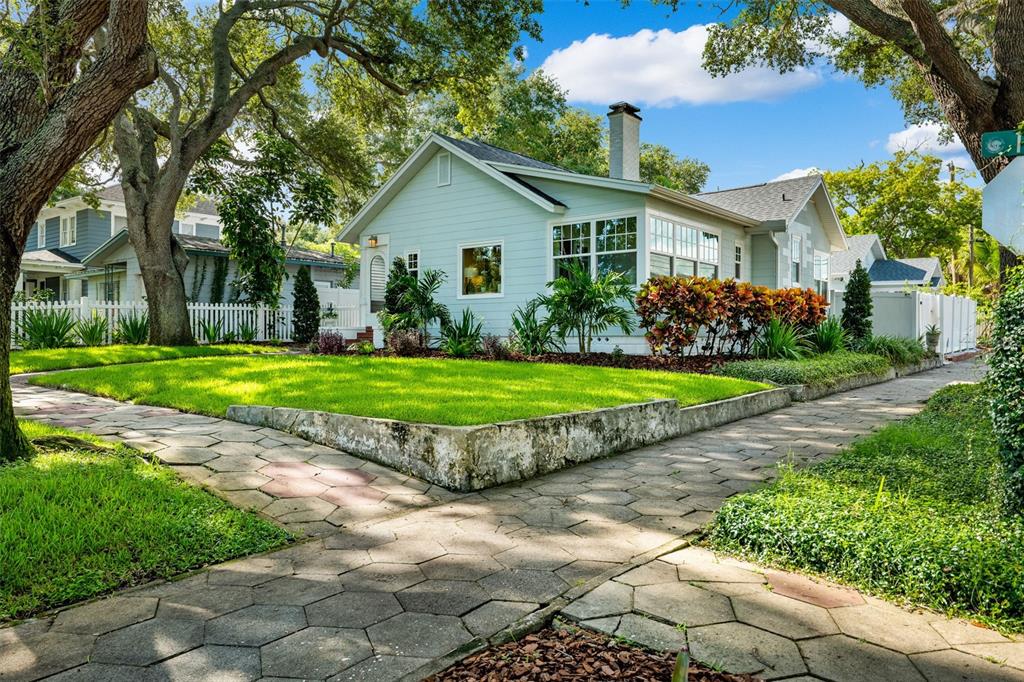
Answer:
xmin=11 ymin=377 xmax=446 ymax=536
xmin=4 ymin=361 xmax=1014 ymax=682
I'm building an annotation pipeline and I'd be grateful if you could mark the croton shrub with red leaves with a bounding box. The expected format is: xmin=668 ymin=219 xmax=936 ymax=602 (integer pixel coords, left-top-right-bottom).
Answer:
xmin=636 ymin=276 xmax=828 ymax=357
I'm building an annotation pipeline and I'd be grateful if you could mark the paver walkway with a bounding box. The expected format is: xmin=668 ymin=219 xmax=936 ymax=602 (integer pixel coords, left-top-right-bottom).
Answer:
xmin=3 ymin=360 xmax=1019 ymax=682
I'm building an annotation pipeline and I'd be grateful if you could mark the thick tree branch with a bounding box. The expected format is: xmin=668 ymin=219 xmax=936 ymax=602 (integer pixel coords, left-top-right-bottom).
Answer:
xmin=900 ymin=0 xmax=996 ymax=113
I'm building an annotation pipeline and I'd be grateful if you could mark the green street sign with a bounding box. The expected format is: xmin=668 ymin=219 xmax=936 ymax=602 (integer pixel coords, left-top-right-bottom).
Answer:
xmin=982 ymin=130 xmax=1024 ymax=158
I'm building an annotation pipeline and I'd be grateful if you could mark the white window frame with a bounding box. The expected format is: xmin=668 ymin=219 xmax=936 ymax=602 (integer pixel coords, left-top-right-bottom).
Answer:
xmin=178 ymin=222 xmax=196 ymax=236
xmin=60 ymin=215 xmax=77 ymax=247
xmin=406 ymin=250 xmax=420 ymax=279
xmin=791 ymin=234 xmax=802 ymax=284
xmin=548 ymin=211 xmax=640 ymax=285
xmin=437 ymin=151 xmax=451 ymax=187
xmin=813 ymin=250 xmax=830 ymax=296
xmin=734 ymin=244 xmax=743 ymax=280
xmin=112 ymin=214 xmax=128 ymax=237
xmin=36 ymin=220 xmax=46 ymax=248
xmin=646 ymin=211 xmax=721 ymax=280
xmin=457 ymin=240 xmax=504 ymax=299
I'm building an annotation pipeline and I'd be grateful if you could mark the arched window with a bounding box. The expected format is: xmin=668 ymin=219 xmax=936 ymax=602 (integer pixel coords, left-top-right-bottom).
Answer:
xmin=369 ymin=255 xmax=386 ymax=313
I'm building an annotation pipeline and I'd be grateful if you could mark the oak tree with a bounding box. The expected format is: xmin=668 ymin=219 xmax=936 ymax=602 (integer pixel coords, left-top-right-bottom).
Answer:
xmin=0 ymin=1 xmax=156 ymax=461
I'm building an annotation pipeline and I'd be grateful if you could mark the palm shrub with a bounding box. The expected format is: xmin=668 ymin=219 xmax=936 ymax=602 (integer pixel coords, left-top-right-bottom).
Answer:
xmin=440 ymin=308 xmax=483 ymax=358
xmin=509 ymin=299 xmax=563 ymax=355
xmin=856 ymin=335 xmax=925 ymax=365
xmin=198 ymin=318 xmax=224 ymax=344
xmin=399 ymin=269 xmax=450 ymax=347
xmin=804 ymin=317 xmax=847 ymax=354
xmin=291 ymin=265 xmax=320 ymax=344
xmin=114 ymin=311 xmax=149 ymax=345
xmin=541 ymin=261 xmax=633 ymax=354
xmin=18 ymin=308 xmax=77 ymax=349
xmin=841 ymin=259 xmax=873 ymax=342
xmin=238 ymin=319 xmax=258 ymax=343
xmin=753 ymin=318 xmax=804 ymax=360
xmin=75 ymin=313 xmax=109 ymax=346
xmin=989 ymin=266 xmax=1024 ymax=513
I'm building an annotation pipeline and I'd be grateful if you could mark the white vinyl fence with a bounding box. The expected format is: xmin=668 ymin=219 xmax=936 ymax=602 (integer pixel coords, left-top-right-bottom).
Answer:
xmin=831 ymin=290 xmax=978 ymax=354
xmin=11 ymin=298 xmax=362 ymax=347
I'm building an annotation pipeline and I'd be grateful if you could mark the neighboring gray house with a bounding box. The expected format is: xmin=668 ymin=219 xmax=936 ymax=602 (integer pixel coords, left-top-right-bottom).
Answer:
xmin=830 ymin=233 xmax=946 ymax=292
xmin=339 ymin=102 xmax=849 ymax=353
xmin=20 ymin=186 xmax=349 ymax=304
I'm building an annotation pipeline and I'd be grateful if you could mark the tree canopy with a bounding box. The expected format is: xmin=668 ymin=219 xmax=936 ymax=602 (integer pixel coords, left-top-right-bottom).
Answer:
xmin=419 ymin=61 xmax=711 ymax=193
xmin=823 ymin=151 xmax=978 ymax=261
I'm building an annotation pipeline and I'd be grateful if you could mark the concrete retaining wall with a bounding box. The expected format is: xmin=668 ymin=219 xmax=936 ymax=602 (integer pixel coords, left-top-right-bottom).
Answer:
xmin=227 ymin=359 xmax=941 ymax=491
xmin=227 ymin=388 xmax=792 ymax=492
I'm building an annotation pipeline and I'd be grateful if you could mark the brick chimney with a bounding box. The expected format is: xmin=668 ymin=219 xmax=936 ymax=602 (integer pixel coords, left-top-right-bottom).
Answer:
xmin=608 ymin=102 xmax=641 ymax=181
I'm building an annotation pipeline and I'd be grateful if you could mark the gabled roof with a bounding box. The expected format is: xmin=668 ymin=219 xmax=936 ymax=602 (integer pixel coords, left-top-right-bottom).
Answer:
xmin=339 ymin=133 xmax=844 ymax=247
xmin=21 ymin=248 xmax=83 ymax=269
xmin=436 ymin=134 xmax=565 ymax=172
xmin=94 ymin=186 xmax=220 ymax=217
xmin=896 ymin=257 xmax=942 ymax=281
xmin=84 ymin=231 xmax=347 ymax=268
xmin=832 ymin=234 xmax=886 ymax=275
xmin=695 ymin=175 xmax=823 ymax=223
xmin=22 ymin=248 xmax=81 ymax=265
xmin=868 ymin=259 xmax=929 ymax=283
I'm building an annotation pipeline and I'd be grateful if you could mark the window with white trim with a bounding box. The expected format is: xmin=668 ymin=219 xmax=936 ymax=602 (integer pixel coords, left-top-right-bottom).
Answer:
xmin=461 ymin=243 xmax=502 ymax=296
xmin=552 ymin=217 xmax=637 ymax=284
xmin=114 ymin=215 xmax=128 ymax=236
xmin=791 ymin=234 xmax=802 ymax=284
xmin=437 ymin=152 xmax=451 ymax=186
xmin=648 ymin=217 xmax=721 ymax=279
xmin=813 ymin=251 xmax=830 ymax=297
xmin=179 ymin=222 xmax=196 ymax=236
xmin=734 ymin=245 xmax=743 ymax=279
xmin=36 ymin=220 xmax=45 ymax=248
xmin=698 ymin=231 xmax=719 ymax=278
xmin=60 ymin=215 xmax=76 ymax=247
xmin=552 ymin=221 xmax=591 ymax=278
xmin=595 ymin=217 xmax=638 ymax=284
xmin=406 ymin=251 xmax=419 ymax=280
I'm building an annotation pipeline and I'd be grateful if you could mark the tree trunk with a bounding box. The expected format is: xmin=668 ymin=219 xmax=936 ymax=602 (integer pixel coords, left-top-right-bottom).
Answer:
xmin=0 ymin=257 xmax=32 ymax=463
xmin=115 ymin=114 xmax=196 ymax=345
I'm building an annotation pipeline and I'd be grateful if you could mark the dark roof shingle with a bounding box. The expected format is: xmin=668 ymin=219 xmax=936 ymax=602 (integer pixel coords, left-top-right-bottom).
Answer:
xmin=694 ymin=175 xmax=822 ymax=223
xmin=96 ymin=186 xmax=220 ymax=217
xmin=435 ymin=134 xmax=566 ymax=172
xmin=868 ymin=259 xmax=928 ymax=282
xmin=174 ymin=234 xmax=347 ymax=267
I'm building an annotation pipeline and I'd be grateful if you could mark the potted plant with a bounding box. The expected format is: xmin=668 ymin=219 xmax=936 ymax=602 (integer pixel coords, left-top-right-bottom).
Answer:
xmin=925 ymin=324 xmax=941 ymax=354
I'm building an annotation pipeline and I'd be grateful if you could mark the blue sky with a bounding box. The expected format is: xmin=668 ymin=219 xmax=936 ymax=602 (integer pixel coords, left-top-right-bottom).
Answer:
xmin=516 ymin=0 xmax=971 ymax=189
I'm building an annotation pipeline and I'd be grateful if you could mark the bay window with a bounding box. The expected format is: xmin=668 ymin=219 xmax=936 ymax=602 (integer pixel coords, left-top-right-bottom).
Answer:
xmin=460 ymin=243 xmax=502 ymax=296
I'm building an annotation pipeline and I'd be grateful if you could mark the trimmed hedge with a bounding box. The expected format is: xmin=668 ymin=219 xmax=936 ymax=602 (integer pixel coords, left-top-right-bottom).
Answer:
xmin=716 ymin=351 xmax=890 ymax=388
xmin=708 ymin=383 xmax=1024 ymax=631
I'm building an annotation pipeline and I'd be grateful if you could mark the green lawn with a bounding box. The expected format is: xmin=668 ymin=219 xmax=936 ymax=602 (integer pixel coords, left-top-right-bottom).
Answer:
xmin=10 ymin=344 xmax=279 ymax=374
xmin=30 ymin=355 xmax=768 ymax=426
xmin=708 ymin=382 xmax=1024 ymax=632
xmin=1 ymin=421 xmax=289 ymax=621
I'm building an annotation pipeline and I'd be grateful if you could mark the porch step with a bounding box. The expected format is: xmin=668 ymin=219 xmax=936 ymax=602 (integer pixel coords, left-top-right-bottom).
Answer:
xmin=354 ymin=326 xmax=374 ymax=343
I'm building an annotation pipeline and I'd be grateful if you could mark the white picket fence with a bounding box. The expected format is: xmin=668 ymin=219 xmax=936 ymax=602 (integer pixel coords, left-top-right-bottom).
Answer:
xmin=11 ymin=298 xmax=362 ymax=346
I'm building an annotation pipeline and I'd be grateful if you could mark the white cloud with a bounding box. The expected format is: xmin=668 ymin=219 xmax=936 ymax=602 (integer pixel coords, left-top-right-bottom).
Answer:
xmin=772 ymin=167 xmax=822 ymax=181
xmin=885 ymin=123 xmax=966 ymax=156
xmin=540 ymin=26 xmax=822 ymax=107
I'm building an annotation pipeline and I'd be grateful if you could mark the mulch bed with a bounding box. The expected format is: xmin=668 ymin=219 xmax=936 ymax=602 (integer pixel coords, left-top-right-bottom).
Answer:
xmin=426 ymin=625 xmax=760 ymax=682
xmin=320 ymin=347 xmax=741 ymax=374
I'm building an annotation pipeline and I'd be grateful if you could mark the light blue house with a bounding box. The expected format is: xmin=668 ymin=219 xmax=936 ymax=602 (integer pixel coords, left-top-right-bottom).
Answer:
xmin=20 ymin=186 xmax=349 ymax=304
xmin=339 ymin=103 xmax=848 ymax=353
